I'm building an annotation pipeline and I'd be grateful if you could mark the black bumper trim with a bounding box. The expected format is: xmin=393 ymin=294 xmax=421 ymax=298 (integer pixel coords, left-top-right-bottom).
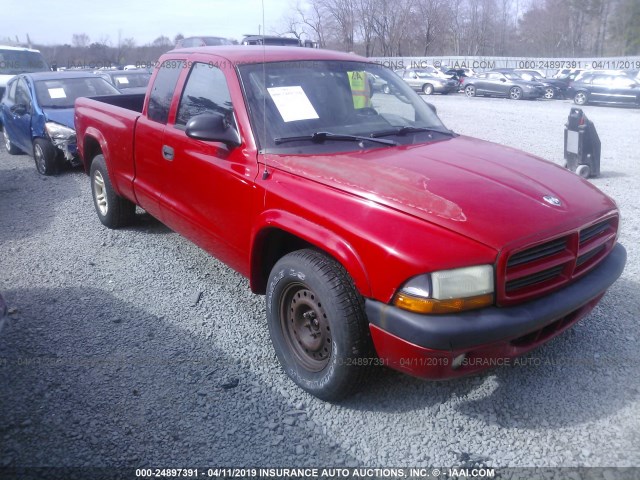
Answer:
xmin=366 ymin=243 xmax=626 ymax=351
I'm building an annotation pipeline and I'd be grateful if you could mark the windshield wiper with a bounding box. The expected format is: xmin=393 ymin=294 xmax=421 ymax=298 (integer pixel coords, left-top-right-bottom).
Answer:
xmin=274 ymin=131 xmax=397 ymax=146
xmin=370 ymin=126 xmax=455 ymax=138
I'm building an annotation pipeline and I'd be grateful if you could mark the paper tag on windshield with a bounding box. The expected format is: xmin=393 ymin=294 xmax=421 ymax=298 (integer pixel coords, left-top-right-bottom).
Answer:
xmin=115 ymin=76 xmax=129 ymax=84
xmin=267 ymin=86 xmax=319 ymax=122
xmin=48 ymin=88 xmax=66 ymax=99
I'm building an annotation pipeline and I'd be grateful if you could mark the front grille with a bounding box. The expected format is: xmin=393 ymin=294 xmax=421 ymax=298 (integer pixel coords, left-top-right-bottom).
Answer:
xmin=506 ymin=265 xmax=564 ymax=292
xmin=500 ymin=216 xmax=617 ymax=304
xmin=507 ymin=237 xmax=567 ymax=267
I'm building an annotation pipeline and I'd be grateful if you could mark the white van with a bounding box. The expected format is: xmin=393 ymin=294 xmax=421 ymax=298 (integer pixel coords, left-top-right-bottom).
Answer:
xmin=0 ymin=45 xmax=50 ymax=98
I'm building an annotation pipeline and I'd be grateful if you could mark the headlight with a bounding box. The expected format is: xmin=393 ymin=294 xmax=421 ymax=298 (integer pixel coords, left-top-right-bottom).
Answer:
xmin=393 ymin=265 xmax=494 ymax=314
xmin=45 ymin=122 xmax=76 ymax=141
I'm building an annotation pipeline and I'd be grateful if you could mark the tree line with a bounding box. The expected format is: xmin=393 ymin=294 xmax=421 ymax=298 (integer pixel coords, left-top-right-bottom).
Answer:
xmin=280 ymin=0 xmax=640 ymax=57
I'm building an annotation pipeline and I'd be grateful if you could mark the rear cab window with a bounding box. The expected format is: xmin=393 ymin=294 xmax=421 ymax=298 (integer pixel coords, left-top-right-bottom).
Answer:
xmin=147 ymin=60 xmax=184 ymax=124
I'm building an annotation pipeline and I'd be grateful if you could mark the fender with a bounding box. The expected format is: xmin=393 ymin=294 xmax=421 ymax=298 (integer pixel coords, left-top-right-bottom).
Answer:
xmin=250 ymin=209 xmax=372 ymax=298
xmin=81 ymin=128 xmax=125 ymax=198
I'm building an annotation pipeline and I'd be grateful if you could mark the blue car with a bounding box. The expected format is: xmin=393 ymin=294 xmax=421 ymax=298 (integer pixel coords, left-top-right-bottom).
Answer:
xmin=1 ymin=71 xmax=119 ymax=175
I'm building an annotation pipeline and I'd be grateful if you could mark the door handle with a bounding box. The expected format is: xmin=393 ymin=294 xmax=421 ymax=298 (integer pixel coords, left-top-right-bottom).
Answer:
xmin=162 ymin=145 xmax=174 ymax=161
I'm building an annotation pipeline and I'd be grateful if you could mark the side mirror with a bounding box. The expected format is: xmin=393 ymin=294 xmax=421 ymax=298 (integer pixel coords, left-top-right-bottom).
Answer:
xmin=500 ymin=78 xmax=506 ymax=82
xmin=185 ymin=112 xmax=241 ymax=147
xmin=10 ymin=104 xmax=28 ymax=115
xmin=425 ymin=102 xmax=437 ymax=115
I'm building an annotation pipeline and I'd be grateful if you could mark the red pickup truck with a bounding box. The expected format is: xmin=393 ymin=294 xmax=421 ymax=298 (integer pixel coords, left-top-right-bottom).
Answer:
xmin=75 ymin=47 xmax=626 ymax=400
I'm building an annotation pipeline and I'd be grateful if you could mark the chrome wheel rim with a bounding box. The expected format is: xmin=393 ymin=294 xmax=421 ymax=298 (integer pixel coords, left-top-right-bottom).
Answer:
xmin=280 ymin=283 xmax=331 ymax=372
xmin=93 ymin=170 xmax=108 ymax=216
xmin=544 ymin=88 xmax=554 ymax=99
xmin=465 ymin=86 xmax=475 ymax=97
xmin=34 ymin=144 xmax=46 ymax=173
xmin=575 ymin=92 xmax=586 ymax=105
xmin=510 ymin=88 xmax=522 ymax=100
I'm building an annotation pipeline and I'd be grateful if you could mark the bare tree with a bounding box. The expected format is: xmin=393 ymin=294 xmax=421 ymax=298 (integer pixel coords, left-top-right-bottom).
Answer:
xmin=72 ymin=33 xmax=90 ymax=48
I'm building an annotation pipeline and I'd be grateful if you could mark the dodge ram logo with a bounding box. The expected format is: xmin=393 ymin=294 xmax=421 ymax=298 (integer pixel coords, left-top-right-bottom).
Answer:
xmin=543 ymin=195 xmax=562 ymax=206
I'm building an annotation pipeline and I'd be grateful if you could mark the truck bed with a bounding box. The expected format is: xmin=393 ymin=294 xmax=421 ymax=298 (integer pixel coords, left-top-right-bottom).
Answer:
xmin=75 ymin=94 xmax=146 ymax=201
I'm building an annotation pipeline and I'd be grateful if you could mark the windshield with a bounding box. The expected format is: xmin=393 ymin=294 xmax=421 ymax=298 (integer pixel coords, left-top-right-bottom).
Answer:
xmin=109 ymin=72 xmax=151 ymax=89
xmin=238 ymin=60 xmax=449 ymax=153
xmin=503 ymin=72 xmax=523 ymax=80
xmin=0 ymin=50 xmax=49 ymax=75
xmin=34 ymin=77 xmax=120 ymax=108
xmin=415 ymin=70 xmax=436 ymax=78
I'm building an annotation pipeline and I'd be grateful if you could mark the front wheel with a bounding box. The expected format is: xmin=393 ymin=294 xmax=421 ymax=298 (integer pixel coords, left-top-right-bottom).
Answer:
xmin=465 ymin=85 xmax=476 ymax=97
xmin=90 ymin=154 xmax=136 ymax=228
xmin=422 ymin=84 xmax=434 ymax=95
xmin=544 ymin=87 xmax=555 ymax=99
xmin=266 ymin=249 xmax=373 ymax=401
xmin=3 ymin=129 xmax=21 ymax=154
xmin=509 ymin=86 xmax=523 ymax=100
xmin=33 ymin=138 xmax=58 ymax=175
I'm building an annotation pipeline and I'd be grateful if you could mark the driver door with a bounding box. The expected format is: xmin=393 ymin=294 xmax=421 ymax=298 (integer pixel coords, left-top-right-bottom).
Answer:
xmin=160 ymin=60 xmax=258 ymax=271
xmin=3 ymin=77 xmax=33 ymax=152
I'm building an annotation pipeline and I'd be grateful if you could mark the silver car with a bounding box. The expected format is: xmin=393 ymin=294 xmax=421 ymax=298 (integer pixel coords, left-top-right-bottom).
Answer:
xmin=399 ymin=69 xmax=459 ymax=95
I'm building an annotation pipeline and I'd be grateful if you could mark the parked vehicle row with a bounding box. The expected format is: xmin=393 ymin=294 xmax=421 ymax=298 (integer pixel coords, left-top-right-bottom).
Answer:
xmin=388 ymin=64 xmax=640 ymax=107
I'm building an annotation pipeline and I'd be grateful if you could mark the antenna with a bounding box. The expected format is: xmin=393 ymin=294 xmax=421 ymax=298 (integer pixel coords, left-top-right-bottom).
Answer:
xmin=261 ymin=0 xmax=269 ymax=180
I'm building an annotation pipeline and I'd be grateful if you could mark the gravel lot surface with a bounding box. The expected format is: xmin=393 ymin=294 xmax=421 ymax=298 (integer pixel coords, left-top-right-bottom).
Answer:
xmin=1 ymin=94 xmax=639 ymax=472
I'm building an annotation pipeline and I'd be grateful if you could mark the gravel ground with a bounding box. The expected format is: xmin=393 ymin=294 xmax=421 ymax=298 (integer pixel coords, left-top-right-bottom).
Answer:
xmin=0 ymin=94 xmax=639 ymax=472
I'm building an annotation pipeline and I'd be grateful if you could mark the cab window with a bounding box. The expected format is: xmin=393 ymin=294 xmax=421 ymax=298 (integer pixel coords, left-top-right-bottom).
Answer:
xmin=147 ymin=60 xmax=183 ymax=124
xmin=175 ymin=62 xmax=234 ymax=127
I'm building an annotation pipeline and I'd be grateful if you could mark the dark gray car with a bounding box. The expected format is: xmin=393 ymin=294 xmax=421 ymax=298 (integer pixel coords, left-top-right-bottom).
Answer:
xmin=569 ymin=73 xmax=640 ymax=107
xmin=399 ymin=69 xmax=459 ymax=95
xmin=464 ymin=71 xmax=545 ymax=100
xmin=94 ymin=70 xmax=152 ymax=95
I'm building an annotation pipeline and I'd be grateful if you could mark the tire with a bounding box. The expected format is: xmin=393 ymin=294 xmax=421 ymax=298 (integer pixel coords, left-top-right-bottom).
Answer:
xmin=266 ymin=249 xmax=373 ymax=401
xmin=90 ymin=154 xmax=136 ymax=228
xmin=33 ymin=138 xmax=58 ymax=175
xmin=576 ymin=164 xmax=591 ymax=178
xmin=3 ymin=129 xmax=21 ymax=154
xmin=465 ymin=85 xmax=476 ymax=97
xmin=382 ymin=84 xmax=390 ymax=94
xmin=574 ymin=91 xmax=588 ymax=105
xmin=422 ymin=84 xmax=434 ymax=95
xmin=509 ymin=86 xmax=523 ymax=100
xmin=544 ymin=87 xmax=555 ymax=99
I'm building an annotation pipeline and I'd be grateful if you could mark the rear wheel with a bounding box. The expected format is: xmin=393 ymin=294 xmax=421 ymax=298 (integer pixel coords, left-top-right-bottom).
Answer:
xmin=544 ymin=87 xmax=555 ymax=99
xmin=90 ymin=154 xmax=136 ymax=228
xmin=266 ymin=249 xmax=373 ymax=401
xmin=382 ymin=84 xmax=390 ymax=94
xmin=422 ymin=84 xmax=434 ymax=95
xmin=574 ymin=91 xmax=588 ymax=105
xmin=3 ymin=129 xmax=21 ymax=154
xmin=465 ymin=85 xmax=476 ymax=97
xmin=509 ymin=86 xmax=523 ymax=100
xmin=33 ymin=138 xmax=58 ymax=175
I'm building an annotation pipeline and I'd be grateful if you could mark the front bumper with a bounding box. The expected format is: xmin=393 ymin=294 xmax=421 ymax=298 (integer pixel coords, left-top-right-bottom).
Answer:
xmin=523 ymin=88 xmax=545 ymax=99
xmin=434 ymin=84 xmax=459 ymax=94
xmin=365 ymin=243 xmax=626 ymax=379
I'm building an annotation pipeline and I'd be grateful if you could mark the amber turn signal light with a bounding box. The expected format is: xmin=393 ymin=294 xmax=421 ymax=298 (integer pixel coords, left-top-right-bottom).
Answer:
xmin=393 ymin=293 xmax=494 ymax=314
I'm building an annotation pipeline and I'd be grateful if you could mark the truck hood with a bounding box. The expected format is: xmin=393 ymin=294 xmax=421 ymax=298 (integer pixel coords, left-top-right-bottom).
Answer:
xmin=267 ymin=136 xmax=616 ymax=250
xmin=42 ymin=108 xmax=75 ymax=130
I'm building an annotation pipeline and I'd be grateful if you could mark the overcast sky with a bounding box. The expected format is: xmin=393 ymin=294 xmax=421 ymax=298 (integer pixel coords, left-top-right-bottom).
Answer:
xmin=3 ymin=0 xmax=294 ymax=46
